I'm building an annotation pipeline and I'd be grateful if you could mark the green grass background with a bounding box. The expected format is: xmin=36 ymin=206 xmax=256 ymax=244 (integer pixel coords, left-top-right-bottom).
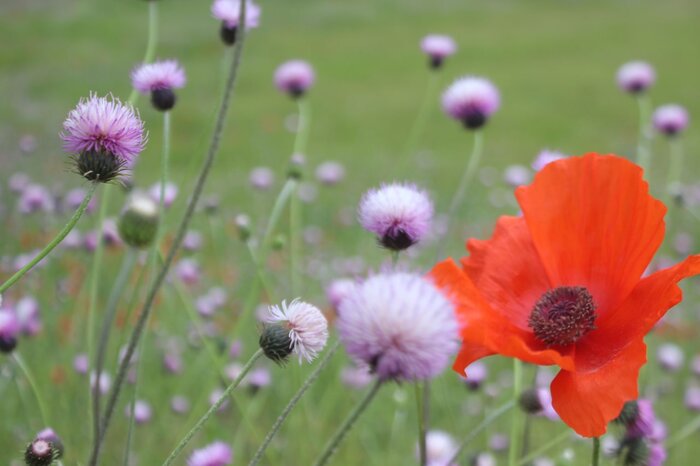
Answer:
xmin=1 ymin=0 xmax=700 ymax=464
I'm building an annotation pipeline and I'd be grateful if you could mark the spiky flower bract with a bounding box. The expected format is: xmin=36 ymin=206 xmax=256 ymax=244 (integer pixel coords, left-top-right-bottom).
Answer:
xmin=262 ymin=299 xmax=329 ymax=364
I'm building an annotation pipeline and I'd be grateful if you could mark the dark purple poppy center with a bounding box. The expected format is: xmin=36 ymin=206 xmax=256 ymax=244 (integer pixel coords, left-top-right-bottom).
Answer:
xmin=528 ymin=286 xmax=597 ymax=347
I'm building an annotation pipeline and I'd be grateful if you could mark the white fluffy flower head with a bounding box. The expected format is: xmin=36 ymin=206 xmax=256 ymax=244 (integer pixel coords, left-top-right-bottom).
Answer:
xmin=266 ymin=299 xmax=328 ymax=363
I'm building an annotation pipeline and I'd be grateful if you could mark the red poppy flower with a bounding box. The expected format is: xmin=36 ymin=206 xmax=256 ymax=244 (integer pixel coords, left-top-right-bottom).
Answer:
xmin=431 ymin=153 xmax=700 ymax=437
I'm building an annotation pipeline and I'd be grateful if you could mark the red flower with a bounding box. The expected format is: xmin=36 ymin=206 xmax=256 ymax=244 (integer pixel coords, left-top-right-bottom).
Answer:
xmin=431 ymin=153 xmax=700 ymax=437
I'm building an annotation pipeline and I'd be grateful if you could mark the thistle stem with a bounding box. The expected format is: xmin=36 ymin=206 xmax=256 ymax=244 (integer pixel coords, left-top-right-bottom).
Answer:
xmin=249 ymin=342 xmax=340 ymax=466
xmin=312 ymin=379 xmax=383 ymax=466
xmin=508 ymin=359 xmax=524 ymax=466
xmin=127 ymin=0 xmax=159 ymax=106
xmin=0 ymin=182 xmax=98 ymax=294
xmin=404 ymin=71 xmax=439 ymax=157
xmin=592 ymin=437 xmax=601 ymax=466
xmin=415 ymin=383 xmax=427 ymax=466
xmin=516 ymin=430 xmax=569 ymax=466
xmin=13 ymin=352 xmax=50 ymax=428
xmin=635 ymin=94 xmax=653 ymax=174
xmin=667 ymin=415 xmax=700 ymax=449
xmin=88 ymin=2 xmax=249 ymax=463
xmin=162 ymin=349 xmax=264 ymax=466
xmin=446 ymin=400 xmax=515 ymax=464
xmin=664 ymin=137 xmax=684 ymax=229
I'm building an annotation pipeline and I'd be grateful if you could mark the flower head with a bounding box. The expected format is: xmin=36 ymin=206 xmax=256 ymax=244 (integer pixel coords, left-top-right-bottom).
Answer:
xmin=421 ymin=34 xmax=457 ymax=69
xmin=0 ymin=308 xmax=20 ymax=353
xmin=274 ymin=60 xmax=316 ymax=98
xmin=131 ymin=60 xmax=186 ymax=111
xmin=431 ymin=153 xmax=700 ymax=437
xmin=358 ymin=182 xmax=433 ymax=251
xmin=442 ymin=76 xmax=500 ymax=129
xmin=188 ymin=441 xmax=233 ymax=466
xmin=61 ymin=94 xmax=146 ymax=182
xmin=652 ymin=104 xmax=689 ymax=136
xmin=211 ymin=0 xmax=261 ymax=45
xmin=261 ymin=299 xmax=328 ymax=364
xmin=617 ymin=61 xmax=656 ymax=94
xmin=337 ymin=272 xmax=459 ymax=382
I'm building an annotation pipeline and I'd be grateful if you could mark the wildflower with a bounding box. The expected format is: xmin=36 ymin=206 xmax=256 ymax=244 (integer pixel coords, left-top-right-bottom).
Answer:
xmin=125 ymin=400 xmax=152 ymax=424
xmin=15 ymin=296 xmax=41 ymax=336
xmin=420 ymin=34 xmax=457 ymax=69
xmin=617 ymin=61 xmax=655 ymax=94
xmin=73 ymin=354 xmax=89 ymax=374
xmin=260 ymin=299 xmax=328 ymax=364
xmin=461 ymin=361 xmax=487 ymax=390
xmin=337 ymin=272 xmax=458 ymax=382
xmin=418 ymin=430 xmax=458 ymax=466
xmin=61 ymin=94 xmax=146 ymax=183
xmin=358 ymin=182 xmax=433 ymax=251
xmin=431 ymin=153 xmax=700 ymax=437
xmin=131 ymin=59 xmax=186 ymax=111
xmin=0 ymin=308 xmax=19 ymax=353
xmin=24 ymin=439 xmax=57 ymax=466
xmin=175 ymin=258 xmax=201 ymax=286
xmin=18 ymin=184 xmax=55 ymax=214
xmin=63 ymin=187 xmax=96 ymax=213
xmin=117 ymin=192 xmax=159 ymax=249
xmin=149 ymin=181 xmax=178 ymax=208
xmin=183 ymin=230 xmax=204 ymax=252
xmin=211 ymin=0 xmax=261 ymax=46
xmin=442 ymin=76 xmax=500 ymax=129
xmin=188 ymin=441 xmax=233 ymax=466
xmin=249 ymin=166 xmax=275 ymax=190
xmin=325 ymin=278 xmax=356 ymax=312
xmin=685 ymin=386 xmax=700 ymax=411
xmin=503 ymin=165 xmax=531 ymax=187
xmin=171 ymin=396 xmax=190 ymax=415
xmin=274 ymin=60 xmax=315 ymax=98
xmin=315 ymin=161 xmax=346 ymax=186
xmin=340 ymin=364 xmax=373 ymax=389
xmin=653 ymin=104 xmax=689 ymax=136
xmin=657 ymin=343 xmax=684 ymax=372
xmin=35 ymin=428 xmax=64 ymax=459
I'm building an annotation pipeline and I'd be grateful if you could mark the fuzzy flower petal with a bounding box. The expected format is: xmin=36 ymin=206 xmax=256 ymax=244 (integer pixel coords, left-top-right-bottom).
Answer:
xmin=131 ymin=60 xmax=186 ymax=93
xmin=266 ymin=299 xmax=328 ymax=363
xmin=211 ymin=0 xmax=261 ymax=29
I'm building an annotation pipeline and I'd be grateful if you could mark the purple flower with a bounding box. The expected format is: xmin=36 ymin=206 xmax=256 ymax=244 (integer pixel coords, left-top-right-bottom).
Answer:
xmin=18 ymin=184 xmax=55 ymax=214
xmin=188 ymin=441 xmax=233 ymax=466
xmin=442 ymin=76 xmax=500 ymax=129
xmin=61 ymin=94 xmax=146 ymax=179
xmin=653 ymin=104 xmax=689 ymax=136
xmin=685 ymin=386 xmax=700 ymax=411
xmin=131 ymin=60 xmax=186 ymax=93
xmin=163 ymin=351 xmax=183 ymax=374
xmin=315 ymin=161 xmax=345 ymax=185
xmin=503 ymin=165 xmax=531 ymax=187
xmin=63 ymin=188 xmax=96 ymax=214
xmin=358 ymin=182 xmax=433 ymax=251
xmin=73 ymin=353 xmax=89 ymax=374
xmin=183 ymin=231 xmax=204 ymax=252
xmin=212 ymin=0 xmax=261 ymax=46
xmin=648 ymin=443 xmax=667 ymax=466
xmin=171 ymin=396 xmax=190 ymax=415
xmin=249 ymin=166 xmax=275 ymax=190
xmin=326 ymin=278 xmax=356 ymax=311
xmin=125 ymin=400 xmax=152 ymax=424
xmin=246 ymin=367 xmax=271 ymax=390
xmin=340 ymin=364 xmax=373 ymax=389
xmin=337 ymin=272 xmax=458 ymax=382
xmin=274 ymin=60 xmax=315 ymax=98
xmin=149 ymin=181 xmax=178 ymax=208
xmin=263 ymin=299 xmax=329 ymax=364
xmin=0 ymin=308 xmax=20 ymax=353
xmin=421 ymin=34 xmax=457 ymax=69
xmin=175 ymin=258 xmax=201 ymax=286
xmin=657 ymin=343 xmax=684 ymax=372
xmin=625 ymin=399 xmax=656 ymax=439
xmin=616 ymin=61 xmax=655 ymax=94
xmin=90 ymin=371 xmax=112 ymax=395
xmin=461 ymin=361 xmax=487 ymax=390
xmin=532 ymin=149 xmax=565 ymax=171
xmin=15 ymin=296 xmax=41 ymax=336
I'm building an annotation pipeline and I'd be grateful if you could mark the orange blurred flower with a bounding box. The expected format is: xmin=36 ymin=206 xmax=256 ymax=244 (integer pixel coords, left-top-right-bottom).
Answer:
xmin=432 ymin=153 xmax=700 ymax=437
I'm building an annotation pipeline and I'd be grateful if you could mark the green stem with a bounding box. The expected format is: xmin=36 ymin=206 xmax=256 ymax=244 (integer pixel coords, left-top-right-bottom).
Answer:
xmin=667 ymin=415 xmax=700 ymax=449
xmin=404 ymin=71 xmax=439 ymax=157
xmin=246 ymin=241 xmax=275 ymax=301
xmin=446 ymin=400 xmax=515 ymax=464
xmin=89 ymin=1 xmax=249 ymax=463
xmin=249 ymin=342 xmax=340 ymax=466
xmin=127 ymin=0 xmax=159 ymax=106
xmin=664 ymin=137 xmax=684 ymax=225
xmin=415 ymin=383 xmax=427 ymax=466
xmin=635 ymin=94 xmax=653 ymax=174
xmin=293 ymin=98 xmax=311 ymax=156
xmin=516 ymin=430 xmax=570 ymax=466
xmin=0 ymin=182 xmax=98 ymax=294
xmin=13 ymin=352 xmax=50 ymax=428
xmin=592 ymin=437 xmax=600 ymax=466
xmin=508 ymin=359 xmax=524 ymax=466
xmin=162 ymin=349 xmax=264 ymax=466
xmin=289 ymin=188 xmax=302 ymax=296
xmin=312 ymin=380 xmax=383 ymax=466
xmin=261 ymin=179 xmax=298 ymax=259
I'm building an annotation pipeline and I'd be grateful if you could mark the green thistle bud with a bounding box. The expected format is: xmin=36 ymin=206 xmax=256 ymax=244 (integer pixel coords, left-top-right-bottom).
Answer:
xmin=117 ymin=192 xmax=159 ymax=248
xmin=259 ymin=324 xmax=293 ymax=365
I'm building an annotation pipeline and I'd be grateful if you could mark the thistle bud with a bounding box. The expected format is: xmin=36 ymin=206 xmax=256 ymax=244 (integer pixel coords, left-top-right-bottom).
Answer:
xmin=24 ymin=439 xmax=57 ymax=466
xmin=518 ymin=388 xmax=544 ymax=414
xmin=117 ymin=192 xmax=159 ymax=249
xmin=259 ymin=324 xmax=293 ymax=364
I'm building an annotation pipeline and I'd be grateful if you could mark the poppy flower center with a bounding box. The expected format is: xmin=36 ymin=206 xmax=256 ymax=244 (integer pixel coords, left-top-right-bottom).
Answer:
xmin=528 ymin=286 xmax=596 ymax=347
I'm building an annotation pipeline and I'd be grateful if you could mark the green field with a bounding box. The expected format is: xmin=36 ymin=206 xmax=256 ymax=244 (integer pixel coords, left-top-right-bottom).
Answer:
xmin=1 ymin=0 xmax=700 ymax=464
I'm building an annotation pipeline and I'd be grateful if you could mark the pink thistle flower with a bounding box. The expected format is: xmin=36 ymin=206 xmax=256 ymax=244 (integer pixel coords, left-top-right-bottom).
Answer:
xmin=131 ymin=59 xmax=186 ymax=111
xmin=657 ymin=343 xmax=684 ymax=372
xmin=442 ymin=76 xmax=500 ymax=129
xmin=616 ymin=61 xmax=655 ymax=94
xmin=421 ymin=34 xmax=457 ymax=69
xmin=325 ymin=278 xmax=356 ymax=311
xmin=340 ymin=364 xmax=373 ymax=389
xmin=653 ymin=104 xmax=689 ymax=136
xmin=125 ymin=400 xmax=153 ymax=424
xmin=63 ymin=187 xmax=97 ymax=214
xmin=337 ymin=273 xmax=459 ymax=382
xmin=315 ymin=161 xmax=346 ymax=185
xmin=262 ymin=299 xmax=329 ymax=364
xmin=0 ymin=308 xmax=20 ymax=353
xmin=61 ymin=94 xmax=146 ymax=182
xmin=149 ymin=181 xmax=178 ymax=208
xmin=419 ymin=430 xmax=458 ymax=466
xmin=15 ymin=296 xmax=41 ymax=336
xmin=358 ymin=182 xmax=433 ymax=251
xmin=171 ymin=396 xmax=190 ymax=415
xmin=249 ymin=166 xmax=275 ymax=190
xmin=188 ymin=441 xmax=233 ymax=466
xmin=18 ymin=184 xmax=55 ymax=214
xmin=274 ymin=60 xmax=316 ymax=98
xmin=212 ymin=0 xmax=261 ymax=45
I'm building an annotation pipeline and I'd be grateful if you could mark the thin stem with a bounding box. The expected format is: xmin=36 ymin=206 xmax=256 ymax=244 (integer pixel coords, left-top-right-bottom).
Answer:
xmin=508 ymin=359 xmax=524 ymax=466
xmin=127 ymin=0 xmax=159 ymax=106
xmin=445 ymin=399 xmax=515 ymax=465
xmin=88 ymin=2 xmax=249 ymax=463
xmin=249 ymin=342 xmax=340 ymax=466
xmin=667 ymin=415 xmax=700 ymax=448
xmin=664 ymin=137 xmax=684 ymax=225
xmin=293 ymin=98 xmax=311 ymax=156
xmin=91 ymin=249 xmax=137 ymax=448
xmin=592 ymin=437 xmax=601 ymax=466
xmin=0 ymin=182 xmax=98 ymax=294
xmin=13 ymin=352 xmax=50 ymax=428
xmin=312 ymin=379 xmax=383 ymax=466
xmin=635 ymin=94 xmax=653 ymax=174
xmin=404 ymin=71 xmax=439 ymax=157
xmin=246 ymin=241 xmax=275 ymax=301
xmin=290 ymin=188 xmax=302 ymax=296
xmin=162 ymin=349 xmax=264 ymax=466
xmin=415 ymin=383 xmax=427 ymax=466
xmin=261 ymin=179 xmax=298 ymax=260
xmin=517 ymin=430 xmax=569 ymax=466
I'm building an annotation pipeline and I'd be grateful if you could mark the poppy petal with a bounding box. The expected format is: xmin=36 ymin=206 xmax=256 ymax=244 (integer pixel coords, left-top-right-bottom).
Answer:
xmin=431 ymin=259 xmax=574 ymax=373
xmin=576 ymin=254 xmax=700 ymax=371
xmin=550 ymin=338 xmax=646 ymax=437
xmin=461 ymin=216 xmax=551 ymax=330
xmin=516 ymin=154 xmax=666 ymax=314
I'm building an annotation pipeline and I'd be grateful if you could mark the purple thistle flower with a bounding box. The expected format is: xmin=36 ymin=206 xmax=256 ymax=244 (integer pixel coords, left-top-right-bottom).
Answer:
xmin=653 ymin=104 xmax=690 ymax=136
xmin=126 ymin=400 xmax=152 ymax=424
xmin=274 ymin=60 xmax=316 ymax=98
xmin=18 ymin=184 xmax=55 ymax=214
xmin=340 ymin=364 xmax=373 ymax=389
xmin=337 ymin=272 xmax=458 ymax=382
xmin=175 ymin=258 xmax=201 ymax=286
xmin=73 ymin=353 xmax=89 ymax=374
xmin=63 ymin=187 xmax=96 ymax=214
xmin=648 ymin=443 xmax=667 ymax=466
xmin=326 ymin=278 xmax=356 ymax=311
xmin=188 ymin=441 xmax=233 ymax=466
xmin=131 ymin=60 xmax=186 ymax=111
xmin=171 ymin=396 xmax=190 ymax=415
xmin=358 ymin=182 xmax=433 ymax=251
xmin=246 ymin=367 xmax=272 ymax=391
xmin=625 ymin=399 xmax=657 ymax=440
xmin=0 ymin=307 xmax=20 ymax=353
xmin=617 ymin=61 xmax=656 ymax=94
xmin=61 ymin=93 xmax=146 ymax=182
xmin=461 ymin=361 xmax=488 ymax=390
xmin=419 ymin=430 xmax=458 ymax=466
xmin=149 ymin=181 xmax=178 ymax=208
xmin=420 ymin=34 xmax=457 ymax=69
xmin=657 ymin=343 xmax=684 ymax=372
xmin=212 ymin=0 xmax=261 ymax=45
xmin=249 ymin=166 xmax=275 ymax=190
xmin=503 ymin=164 xmax=531 ymax=187
xmin=685 ymin=386 xmax=700 ymax=411
xmin=15 ymin=296 xmax=41 ymax=336
xmin=262 ymin=299 xmax=329 ymax=364
xmin=442 ymin=76 xmax=500 ymax=129
xmin=183 ymin=230 xmax=204 ymax=252
xmin=315 ymin=161 xmax=346 ymax=186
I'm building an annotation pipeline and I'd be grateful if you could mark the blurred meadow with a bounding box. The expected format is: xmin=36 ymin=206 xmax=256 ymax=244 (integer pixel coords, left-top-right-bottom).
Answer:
xmin=1 ymin=0 xmax=700 ymax=464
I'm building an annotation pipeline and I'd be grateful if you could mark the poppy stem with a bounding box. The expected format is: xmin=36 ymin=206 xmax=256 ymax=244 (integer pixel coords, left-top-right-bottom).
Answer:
xmin=312 ymin=379 xmax=382 ymax=466
xmin=446 ymin=399 xmax=515 ymax=464
xmin=635 ymin=93 xmax=653 ymax=174
xmin=508 ymin=359 xmax=524 ymax=466
xmin=592 ymin=437 xmax=601 ymax=466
